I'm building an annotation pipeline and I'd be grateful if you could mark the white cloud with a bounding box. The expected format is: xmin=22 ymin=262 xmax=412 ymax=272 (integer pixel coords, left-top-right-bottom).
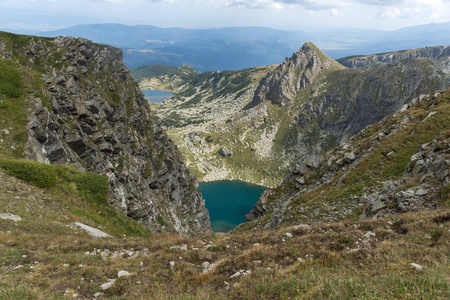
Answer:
xmin=379 ymin=7 xmax=401 ymax=19
xmin=129 ymin=0 xmax=448 ymax=12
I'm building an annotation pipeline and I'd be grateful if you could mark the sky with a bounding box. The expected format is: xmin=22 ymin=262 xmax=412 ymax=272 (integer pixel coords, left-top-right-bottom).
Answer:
xmin=1 ymin=0 xmax=450 ymax=32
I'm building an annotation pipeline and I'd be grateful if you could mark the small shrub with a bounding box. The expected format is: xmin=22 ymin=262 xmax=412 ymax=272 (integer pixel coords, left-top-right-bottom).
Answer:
xmin=207 ymin=246 xmax=221 ymax=252
xmin=359 ymin=222 xmax=373 ymax=231
xmin=430 ymin=228 xmax=443 ymax=244
xmin=433 ymin=213 xmax=450 ymax=224
xmin=75 ymin=172 xmax=109 ymax=205
xmin=109 ymin=91 xmax=122 ymax=107
xmin=392 ymin=219 xmax=409 ymax=235
xmin=330 ymin=235 xmax=353 ymax=251
xmin=0 ymin=159 xmax=57 ymax=188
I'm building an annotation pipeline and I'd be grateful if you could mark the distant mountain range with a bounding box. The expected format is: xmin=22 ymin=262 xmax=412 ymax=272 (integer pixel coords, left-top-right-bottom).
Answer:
xmin=5 ymin=22 xmax=450 ymax=72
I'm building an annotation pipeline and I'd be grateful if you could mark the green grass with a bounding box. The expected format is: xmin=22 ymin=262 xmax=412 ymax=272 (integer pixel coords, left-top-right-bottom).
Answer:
xmin=0 ymin=280 xmax=63 ymax=300
xmin=109 ymin=90 xmax=122 ymax=107
xmin=0 ymin=159 xmax=57 ymax=188
xmin=1 ymin=171 xmax=449 ymax=299
xmin=0 ymin=59 xmax=23 ymax=98
xmin=0 ymin=59 xmax=31 ymax=157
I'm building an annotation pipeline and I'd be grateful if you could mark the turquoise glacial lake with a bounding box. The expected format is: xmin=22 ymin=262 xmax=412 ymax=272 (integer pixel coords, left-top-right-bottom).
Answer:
xmin=141 ymin=90 xmax=173 ymax=103
xmin=198 ymin=181 xmax=266 ymax=232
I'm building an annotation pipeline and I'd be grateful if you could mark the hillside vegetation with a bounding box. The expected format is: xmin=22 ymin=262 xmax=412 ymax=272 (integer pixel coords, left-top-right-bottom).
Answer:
xmin=0 ymin=31 xmax=448 ymax=299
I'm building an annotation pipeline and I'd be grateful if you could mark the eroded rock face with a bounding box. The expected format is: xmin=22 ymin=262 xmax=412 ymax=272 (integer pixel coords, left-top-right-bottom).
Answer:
xmin=1 ymin=35 xmax=211 ymax=236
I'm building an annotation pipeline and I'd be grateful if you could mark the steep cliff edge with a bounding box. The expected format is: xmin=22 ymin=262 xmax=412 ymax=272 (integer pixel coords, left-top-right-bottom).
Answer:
xmin=0 ymin=31 xmax=211 ymax=236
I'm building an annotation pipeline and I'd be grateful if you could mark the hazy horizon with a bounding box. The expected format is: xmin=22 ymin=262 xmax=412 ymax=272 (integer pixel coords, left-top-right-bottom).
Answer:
xmin=1 ymin=0 xmax=450 ymax=33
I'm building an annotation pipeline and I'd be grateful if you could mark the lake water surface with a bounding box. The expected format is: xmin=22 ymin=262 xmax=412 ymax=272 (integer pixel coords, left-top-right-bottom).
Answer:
xmin=141 ymin=90 xmax=173 ymax=103
xmin=198 ymin=181 xmax=266 ymax=232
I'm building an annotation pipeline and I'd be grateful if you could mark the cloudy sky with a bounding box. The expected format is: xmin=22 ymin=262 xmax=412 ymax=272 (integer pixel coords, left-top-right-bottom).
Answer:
xmin=1 ymin=0 xmax=449 ymax=32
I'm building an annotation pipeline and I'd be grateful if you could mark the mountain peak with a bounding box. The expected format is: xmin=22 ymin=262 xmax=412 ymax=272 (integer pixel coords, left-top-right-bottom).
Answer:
xmin=291 ymin=41 xmax=344 ymax=72
xmin=249 ymin=42 xmax=344 ymax=108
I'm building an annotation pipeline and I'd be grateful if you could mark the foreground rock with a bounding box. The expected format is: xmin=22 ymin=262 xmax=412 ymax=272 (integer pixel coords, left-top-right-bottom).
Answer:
xmin=71 ymin=222 xmax=112 ymax=238
xmin=0 ymin=213 xmax=22 ymax=222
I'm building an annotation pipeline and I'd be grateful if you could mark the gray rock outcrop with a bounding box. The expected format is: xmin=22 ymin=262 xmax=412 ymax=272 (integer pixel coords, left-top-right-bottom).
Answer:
xmin=71 ymin=222 xmax=112 ymax=238
xmin=339 ymin=45 xmax=450 ymax=73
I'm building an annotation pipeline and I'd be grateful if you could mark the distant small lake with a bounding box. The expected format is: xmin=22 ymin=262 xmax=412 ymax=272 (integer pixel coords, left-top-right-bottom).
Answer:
xmin=141 ymin=90 xmax=173 ymax=103
xmin=199 ymin=181 xmax=266 ymax=232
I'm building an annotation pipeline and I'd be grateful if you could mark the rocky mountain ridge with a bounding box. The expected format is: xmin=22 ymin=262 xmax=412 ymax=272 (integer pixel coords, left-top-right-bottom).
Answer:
xmin=151 ymin=43 xmax=450 ymax=186
xmin=338 ymin=45 xmax=450 ymax=71
xmin=0 ymin=31 xmax=211 ymax=236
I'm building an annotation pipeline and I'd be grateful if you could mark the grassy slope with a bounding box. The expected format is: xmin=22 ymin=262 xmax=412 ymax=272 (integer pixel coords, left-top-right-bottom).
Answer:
xmin=1 ymin=181 xmax=448 ymax=299
xmin=0 ymin=158 xmax=152 ymax=238
xmin=0 ymin=33 xmax=448 ymax=298
xmin=0 ymin=57 xmax=38 ymax=158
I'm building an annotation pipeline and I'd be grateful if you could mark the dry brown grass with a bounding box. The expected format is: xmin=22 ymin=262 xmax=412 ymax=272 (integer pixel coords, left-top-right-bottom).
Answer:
xmin=1 ymin=159 xmax=449 ymax=299
xmin=1 ymin=206 xmax=449 ymax=299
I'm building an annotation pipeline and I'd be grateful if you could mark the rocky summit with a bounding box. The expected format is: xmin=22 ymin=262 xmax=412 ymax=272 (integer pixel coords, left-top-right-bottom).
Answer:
xmin=249 ymin=42 xmax=345 ymax=108
xmin=0 ymin=31 xmax=211 ymax=236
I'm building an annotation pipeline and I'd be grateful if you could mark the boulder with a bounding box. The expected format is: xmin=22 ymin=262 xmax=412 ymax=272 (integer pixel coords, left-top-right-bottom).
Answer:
xmin=219 ymin=147 xmax=232 ymax=157
xmin=100 ymin=280 xmax=116 ymax=291
xmin=0 ymin=213 xmax=22 ymax=222
xmin=71 ymin=222 xmax=112 ymax=238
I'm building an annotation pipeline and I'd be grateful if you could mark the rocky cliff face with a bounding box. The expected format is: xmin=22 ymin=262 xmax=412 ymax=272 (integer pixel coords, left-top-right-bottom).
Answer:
xmin=0 ymin=32 xmax=211 ymax=236
xmin=244 ymin=91 xmax=450 ymax=229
